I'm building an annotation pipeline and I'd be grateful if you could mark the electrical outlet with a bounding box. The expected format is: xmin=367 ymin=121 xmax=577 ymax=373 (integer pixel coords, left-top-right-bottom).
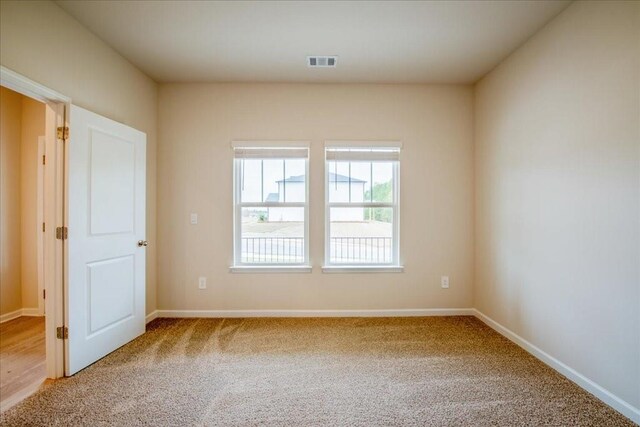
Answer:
xmin=441 ymin=276 xmax=450 ymax=289
xmin=198 ymin=276 xmax=207 ymax=289
xmin=190 ymin=213 xmax=198 ymax=225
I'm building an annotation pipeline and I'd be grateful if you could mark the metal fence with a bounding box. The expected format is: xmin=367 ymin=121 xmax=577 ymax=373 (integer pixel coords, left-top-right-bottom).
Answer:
xmin=329 ymin=237 xmax=392 ymax=263
xmin=241 ymin=237 xmax=304 ymax=263
xmin=241 ymin=236 xmax=392 ymax=264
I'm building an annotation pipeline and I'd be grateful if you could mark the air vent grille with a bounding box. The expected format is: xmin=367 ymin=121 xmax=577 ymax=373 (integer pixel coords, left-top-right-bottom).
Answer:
xmin=307 ymin=56 xmax=338 ymax=68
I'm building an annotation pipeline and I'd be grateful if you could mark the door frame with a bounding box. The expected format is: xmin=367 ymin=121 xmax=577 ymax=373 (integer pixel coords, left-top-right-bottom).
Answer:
xmin=1 ymin=66 xmax=69 ymax=379
xmin=37 ymin=135 xmax=45 ymax=316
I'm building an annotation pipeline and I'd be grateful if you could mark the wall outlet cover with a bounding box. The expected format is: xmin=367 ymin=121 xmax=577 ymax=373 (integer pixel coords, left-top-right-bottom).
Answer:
xmin=441 ymin=276 xmax=450 ymax=289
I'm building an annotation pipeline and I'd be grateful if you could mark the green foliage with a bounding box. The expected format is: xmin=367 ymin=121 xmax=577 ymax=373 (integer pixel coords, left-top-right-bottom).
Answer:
xmin=364 ymin=180 xmax=392 ymax=203
xmin=364 ymin=207 xmax=392 ymax=223
xmin=364 ymin=180 xmax=392 ymax=222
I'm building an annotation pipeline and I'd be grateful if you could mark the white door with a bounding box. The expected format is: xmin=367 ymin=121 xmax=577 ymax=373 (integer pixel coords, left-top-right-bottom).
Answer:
xmin=67 ymin=105 xmax=146 ymax=375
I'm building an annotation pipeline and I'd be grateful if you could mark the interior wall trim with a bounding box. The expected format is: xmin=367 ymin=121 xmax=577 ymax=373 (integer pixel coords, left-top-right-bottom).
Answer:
xmin=473 ymin=309 xmax=639 ymax=424
xmin=145 ymin=310 xmax=159 ymax=324
xmin=0 ymin=308 xmax=42 ymax=323
xmin=153 ymin=308 xmax=475 ymax=319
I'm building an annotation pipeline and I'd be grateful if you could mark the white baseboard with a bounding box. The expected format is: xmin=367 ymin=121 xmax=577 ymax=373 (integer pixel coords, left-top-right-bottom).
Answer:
xmin=0 ymin=309 xmax=22 ymax=323
xmin=145 ymin=310 xmax=158 ymax=324
xmin=21 ymin=308 xmax=41 ymax=317
xmin=155 ymin=308 xmax=475 ymax=318
xmin=0 ymin=308 xmax=43 ymax=323
xmin=473 ymin=309 xmax=639 ymax=425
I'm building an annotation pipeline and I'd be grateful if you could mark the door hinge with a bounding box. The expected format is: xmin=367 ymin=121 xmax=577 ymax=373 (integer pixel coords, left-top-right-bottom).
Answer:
xmin=43 ymin=289 xmax=46 ymax=299
xmin=57 ymin=126 xmax=69 ymax=141
xmin=42 ymin=155 xmax=46 ymax=165
xmin=56 ymin=226 xmax=68 ymax=240
xmin=56 ymin=326 xmax=68 ymax=339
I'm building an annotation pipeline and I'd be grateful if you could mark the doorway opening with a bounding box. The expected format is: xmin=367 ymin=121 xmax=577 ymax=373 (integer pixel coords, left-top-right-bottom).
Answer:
xmin=0 ymin=68 xmax=68 ymax=412
xmin=1 ymin=66 xmax=148 ymax=409
xmin=0 ymin=86 xmax=47 ymax=410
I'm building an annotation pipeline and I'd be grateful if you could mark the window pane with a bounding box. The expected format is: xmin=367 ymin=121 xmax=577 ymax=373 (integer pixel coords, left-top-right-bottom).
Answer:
xmin=240 ymin=159 xmax=262 ymax=202
xmin=328 ymin=161 xmax=394 ymax=203
xmin=370 ymin=162 xmax=393 ymax=202
xmin=262 ymin=159 xmax=284 ymax=203
xmin=328 ymin=161 xmax=351 ymax=202
xmin=240 ymin=207 xmax=304 ymax=263
xmin=349 ymin=162 xmax=369 ymax=203
xmin=242 ymin=159 xmax=306 ymax=203
xmin=329 ymin=207 xmax=393 ymax=264
xmin=282 ymin=159 xmax=306 ymax=203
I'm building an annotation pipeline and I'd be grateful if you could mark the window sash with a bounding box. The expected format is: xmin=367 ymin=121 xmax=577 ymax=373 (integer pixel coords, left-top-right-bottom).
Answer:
xmin=327 ymin=202 xmax=394 ymax=208
xmin=238 ymin=202 xmax=306 ymax=208
xmin=233 ymin=155 xmax=309 ymax=266
xmin=324 ymin=151 xmax=400 ymax=266
xmin=325 ymin=206 xmax=399 ymax=267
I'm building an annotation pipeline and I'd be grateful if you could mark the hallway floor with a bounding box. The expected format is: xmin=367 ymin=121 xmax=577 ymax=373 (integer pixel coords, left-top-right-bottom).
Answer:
xmin=0 ymin=316 xmax=46 ymax=412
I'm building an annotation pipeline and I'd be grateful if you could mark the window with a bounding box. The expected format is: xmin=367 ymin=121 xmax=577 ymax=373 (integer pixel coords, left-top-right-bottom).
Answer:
xmin=232 ymin=143 xmax=310 ymax=271
xmin=324 ymin=144 xmax=401 ymax=270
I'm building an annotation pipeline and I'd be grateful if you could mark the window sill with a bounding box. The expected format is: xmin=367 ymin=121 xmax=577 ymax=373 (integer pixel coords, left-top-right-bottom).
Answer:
xmin=229 ymin=265 xmax=313 ymax=273
xmin=321 ymin=265 xmax=404 ymax=273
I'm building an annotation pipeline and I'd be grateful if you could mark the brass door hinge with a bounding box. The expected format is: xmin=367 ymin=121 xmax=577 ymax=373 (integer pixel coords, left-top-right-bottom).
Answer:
xmin=42 ymin=222 xmax=46 ymax=232
xmin=43 ymin=289 xmax=46 ymax=299
xmin=57 ymin=126 xmax=69 ymax=141
xmin=56 ymin=326 xmax=68 ymax=339
xmin=42 ymin=155 xmax=46 ymax=165
xmin=56 ymin=226 xmax=68 ymax=240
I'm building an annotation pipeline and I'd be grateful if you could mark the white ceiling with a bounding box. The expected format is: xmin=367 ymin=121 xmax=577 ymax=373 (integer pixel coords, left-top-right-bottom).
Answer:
xmin=56 ymin=0 xmax=570 ymax=84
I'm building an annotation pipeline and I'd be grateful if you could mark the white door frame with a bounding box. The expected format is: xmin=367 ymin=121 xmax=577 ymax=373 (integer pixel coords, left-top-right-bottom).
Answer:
xmin=1 ymin=66 xmax=69 ymax=379
xmin=37 ymin=135 xmax=45 ymax=316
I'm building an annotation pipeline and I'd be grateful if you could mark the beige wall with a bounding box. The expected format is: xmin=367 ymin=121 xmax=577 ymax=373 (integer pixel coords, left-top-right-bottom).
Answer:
xmin=158 ymin=83 xmax=474 ymax=311
xmin=0 ymin=89 xmax=46 ymax=315
xmin=0 ymin=87 xmax=23 ymax=315
xmin=0 ymin=0 xmax=158 ymax=314
xmin=475 ymin=0 xmax=639 ymax=409
xmin=3 ymin=1 xmax=636 ymax=414
xmin=21 ymin=97 xmax=45 ymax=310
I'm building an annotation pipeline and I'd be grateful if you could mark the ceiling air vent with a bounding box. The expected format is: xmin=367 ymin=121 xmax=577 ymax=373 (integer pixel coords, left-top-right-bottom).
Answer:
xmin=307 ymin=56 xmax=338 ymax=68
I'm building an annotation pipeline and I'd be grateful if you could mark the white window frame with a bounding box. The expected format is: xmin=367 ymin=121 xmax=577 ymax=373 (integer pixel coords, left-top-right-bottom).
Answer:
xmin=323 ymin=141 xmax=403 ymax=273
xmin=231 ymin=141 xmax=311 ymax=273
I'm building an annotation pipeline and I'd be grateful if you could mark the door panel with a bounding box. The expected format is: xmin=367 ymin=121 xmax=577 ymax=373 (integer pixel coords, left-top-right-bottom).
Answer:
xmin=89 ymin=130 xmax=136 ymax=235
xmin=87 ymin=255 xmax=135 ymax=335
xmin=67 ymin=105 xmax=146 ymax=375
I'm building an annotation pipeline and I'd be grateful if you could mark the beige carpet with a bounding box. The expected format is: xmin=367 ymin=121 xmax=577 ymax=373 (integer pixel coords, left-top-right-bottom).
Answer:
xmin=0 ymin=317 xmax=634 ymax=426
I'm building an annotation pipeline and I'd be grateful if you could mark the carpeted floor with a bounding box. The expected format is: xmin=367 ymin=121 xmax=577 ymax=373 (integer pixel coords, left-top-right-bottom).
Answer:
xmin=0 ymin=316 xmax=634 ymax=426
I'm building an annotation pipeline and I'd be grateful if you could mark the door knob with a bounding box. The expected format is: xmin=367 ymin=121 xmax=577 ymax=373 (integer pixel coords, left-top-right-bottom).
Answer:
xmin=137 ymin=240 xmax=148 ymax=247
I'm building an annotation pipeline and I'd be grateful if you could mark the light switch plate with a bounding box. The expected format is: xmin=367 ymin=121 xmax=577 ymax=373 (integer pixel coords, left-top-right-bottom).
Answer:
xmin=190 ymin=213 xmax=198 ymax=225
xmin=198 ymin=276 xmax=207 ymax=289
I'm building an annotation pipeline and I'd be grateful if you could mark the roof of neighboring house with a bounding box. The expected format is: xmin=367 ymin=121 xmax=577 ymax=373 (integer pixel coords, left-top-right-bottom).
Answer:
xmin=278 ymin=173 xmax=365 ymax=183
xmin=265 ymin=192 xmax=280 ymax=202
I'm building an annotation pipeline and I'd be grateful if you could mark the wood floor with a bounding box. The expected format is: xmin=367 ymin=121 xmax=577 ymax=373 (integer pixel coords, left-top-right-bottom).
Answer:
xmin=0 ymin=316 xmax=46 ymax=412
